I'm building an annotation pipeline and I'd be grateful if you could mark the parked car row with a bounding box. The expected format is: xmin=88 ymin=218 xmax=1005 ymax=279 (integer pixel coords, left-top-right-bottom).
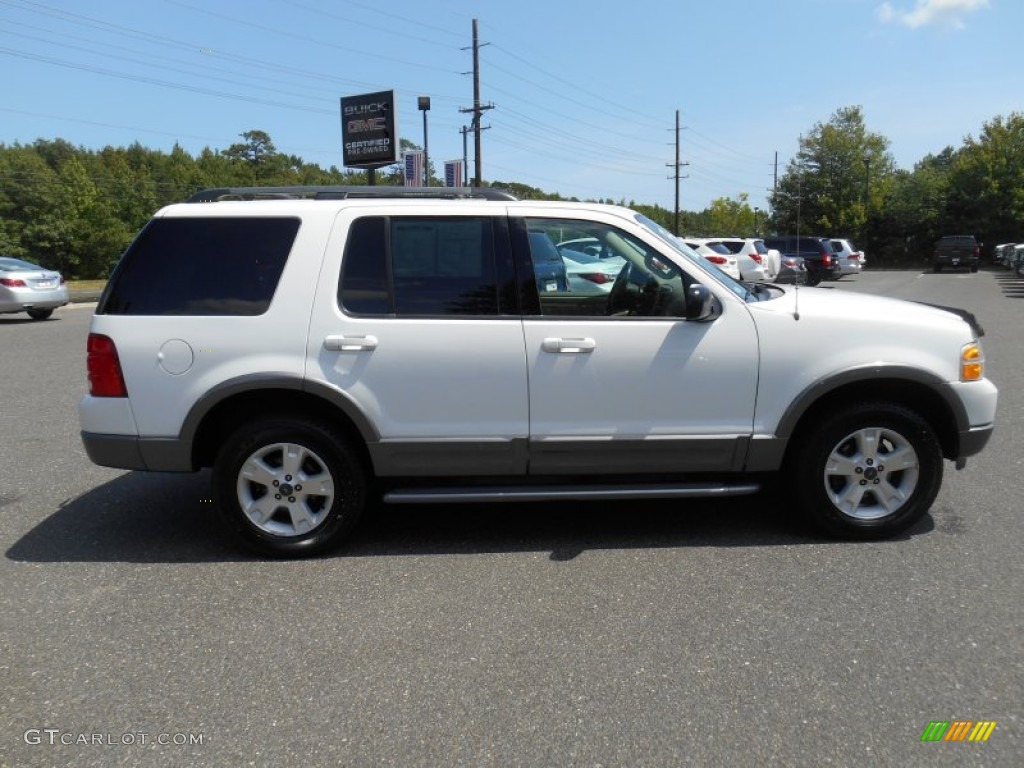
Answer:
xmin=675 ymin=235 xmax=868 ymax=287
xmin=993 ymin=242 xmax=1024 ymax=275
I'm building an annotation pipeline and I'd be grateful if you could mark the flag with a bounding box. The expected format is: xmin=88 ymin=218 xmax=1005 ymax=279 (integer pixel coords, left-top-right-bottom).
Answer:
xmin=444 ymin=160 xmax=464 ymax=187
xmin=403 ymin=151 xmax=424 ymax=186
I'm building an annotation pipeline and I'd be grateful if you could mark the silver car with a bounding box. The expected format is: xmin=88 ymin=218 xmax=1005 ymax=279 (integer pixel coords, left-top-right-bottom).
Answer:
xmin=0 ymin=257 xmax=70 ymax=320
xmin=830 ymin=239 xmax=864 ymax=276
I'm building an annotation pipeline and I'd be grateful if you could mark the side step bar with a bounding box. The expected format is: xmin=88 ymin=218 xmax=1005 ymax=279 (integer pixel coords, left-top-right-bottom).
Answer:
xmin=383 ymin=482 xmax=761 ymax=505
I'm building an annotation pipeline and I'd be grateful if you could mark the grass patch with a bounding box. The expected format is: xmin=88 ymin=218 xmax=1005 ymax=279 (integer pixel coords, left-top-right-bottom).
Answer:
xmin=68 ymin=280 xmax=107 ymax=291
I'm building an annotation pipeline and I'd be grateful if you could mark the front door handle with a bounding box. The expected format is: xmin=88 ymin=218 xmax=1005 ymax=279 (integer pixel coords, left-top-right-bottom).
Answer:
xmin=323 ymin=335 xmax=378 ymax=351
xmin=541 ymin=337 xmax=596 ymax=354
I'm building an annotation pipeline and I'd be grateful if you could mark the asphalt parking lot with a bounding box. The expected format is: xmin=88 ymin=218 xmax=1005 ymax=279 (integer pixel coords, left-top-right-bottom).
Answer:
xmin=2 ymin=269 xmax=1021 ymax=767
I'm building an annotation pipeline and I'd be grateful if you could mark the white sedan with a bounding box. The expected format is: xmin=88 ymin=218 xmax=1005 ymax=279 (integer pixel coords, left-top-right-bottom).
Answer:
xmin=560 ymin=249 xmax=626 ymax=294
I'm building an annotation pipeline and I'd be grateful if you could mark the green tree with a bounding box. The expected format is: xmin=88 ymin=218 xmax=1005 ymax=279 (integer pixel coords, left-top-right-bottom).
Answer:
xmin=223 ymin=130 xmax=282 ymax=183
xmin=945 ymin=112 xmax=1024 ymax=249
xmin=703 ymin=194 xmax=756 ymax=236
xmin=771 ymin=106 xmax=893 ymax=241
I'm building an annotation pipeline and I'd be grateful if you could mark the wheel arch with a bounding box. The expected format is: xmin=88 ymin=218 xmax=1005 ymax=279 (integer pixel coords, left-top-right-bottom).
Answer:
xmin=185 ymin=376 xmax=379 ymax=471
xmin=777 ymin=366 xmax=966 ymax=463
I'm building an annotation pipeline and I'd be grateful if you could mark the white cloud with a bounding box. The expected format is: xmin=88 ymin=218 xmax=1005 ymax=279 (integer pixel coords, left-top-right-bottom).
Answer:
xmin=876 ymin=0 xmax=990 ymax=29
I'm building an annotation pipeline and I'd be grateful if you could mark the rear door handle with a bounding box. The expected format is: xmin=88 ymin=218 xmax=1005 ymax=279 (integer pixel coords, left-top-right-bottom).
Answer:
xmin=323 ymin=335 xmax=378 ymax=351
xmin=541 ymin=337 xmax=596 ymax=354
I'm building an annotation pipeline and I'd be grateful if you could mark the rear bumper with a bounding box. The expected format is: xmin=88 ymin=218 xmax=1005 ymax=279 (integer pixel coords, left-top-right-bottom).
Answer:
xmin=935 ymin=256 xmax=979 ymax=267
xmin=81 ymin=431 xmax=196 ymax=472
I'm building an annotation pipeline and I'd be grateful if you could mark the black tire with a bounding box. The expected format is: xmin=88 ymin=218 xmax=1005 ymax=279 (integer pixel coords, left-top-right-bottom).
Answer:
xmin=805 ymin=272 xmax=823 ymax=287
xmin=27 ymin=308 xmax=53 ymax=320
xmin=791 ymin=402 xmax=942 ymax=540
xmin=212 ymin=417 xmax=367 ymax=557
xmin=970 ymin=264 xmax=979 ymax=273
xmin=933 ymin=263 xmax=942 ymax=273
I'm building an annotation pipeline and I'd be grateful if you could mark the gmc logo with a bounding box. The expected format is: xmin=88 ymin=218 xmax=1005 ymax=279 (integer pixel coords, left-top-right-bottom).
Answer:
xmin=347 ymin=118 xmax=387 ymax=133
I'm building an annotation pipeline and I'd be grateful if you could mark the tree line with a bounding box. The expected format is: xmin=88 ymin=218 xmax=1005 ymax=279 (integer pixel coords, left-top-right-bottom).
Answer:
xmin=1 ymin=113 xmax=1021 ymax=279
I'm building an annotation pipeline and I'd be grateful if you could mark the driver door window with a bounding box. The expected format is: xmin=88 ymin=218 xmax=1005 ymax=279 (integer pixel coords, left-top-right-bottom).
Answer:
xmin=525 ymin=218 xmax=688 ymax=318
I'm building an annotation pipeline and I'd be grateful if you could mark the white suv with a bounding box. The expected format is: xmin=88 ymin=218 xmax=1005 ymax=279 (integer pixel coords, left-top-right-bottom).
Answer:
xmin=703 ymin=237 xmax=773 ymax=282
xmin=79 ymin=186 xmax=998 ymax=556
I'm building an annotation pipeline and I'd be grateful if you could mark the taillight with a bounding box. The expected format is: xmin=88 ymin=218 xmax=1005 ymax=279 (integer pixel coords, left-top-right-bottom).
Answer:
xmin=87 ymin=333 xmax=128 ymax=397
xmin=580 ymin=272 xmax=614 ymax=284
xmin=751 ymin=254 xmax=763 ymax=263
xmin=0 ymin=278 xmax=27 ymax=287
xmin=973 ymin=246 xmax=980 ymax=257
xmin=823 ymin=253 xmax=832 ymax=265
xmin=705 ymin=256 xmax=727 ymax=265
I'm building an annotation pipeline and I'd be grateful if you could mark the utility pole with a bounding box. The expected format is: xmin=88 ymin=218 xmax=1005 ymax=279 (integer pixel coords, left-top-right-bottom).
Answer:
xmin=460 ymin=18 xmax=494 ymax=187
xmin=773 ymin=151 xmax=778 ymax=198
xmin=666 ymin=110 xmax=689 ymax=236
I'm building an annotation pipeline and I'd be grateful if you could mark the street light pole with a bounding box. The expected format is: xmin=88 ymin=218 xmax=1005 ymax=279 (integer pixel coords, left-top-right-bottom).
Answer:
xmin=418 ymin=96 xmax=431 ymax=186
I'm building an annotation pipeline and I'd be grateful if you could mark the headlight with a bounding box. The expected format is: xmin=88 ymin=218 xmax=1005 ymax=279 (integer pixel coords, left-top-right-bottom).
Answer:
xmin=961 ymin=342 xmax=984 ymax=381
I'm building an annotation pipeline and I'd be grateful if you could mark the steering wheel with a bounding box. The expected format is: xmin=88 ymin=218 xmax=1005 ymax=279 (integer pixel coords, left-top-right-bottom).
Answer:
xmin=606 ymin=262 xmax=638 ymax=315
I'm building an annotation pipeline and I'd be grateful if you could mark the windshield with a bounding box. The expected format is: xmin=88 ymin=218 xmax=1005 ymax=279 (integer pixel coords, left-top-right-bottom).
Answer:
xmin=633 ymin=214 xmax=749 ymax=300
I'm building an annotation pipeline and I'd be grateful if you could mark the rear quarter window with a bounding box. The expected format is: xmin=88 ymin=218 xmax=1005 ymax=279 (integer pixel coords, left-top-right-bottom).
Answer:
xmin=100 ymin=217 xmax=299 ymax=316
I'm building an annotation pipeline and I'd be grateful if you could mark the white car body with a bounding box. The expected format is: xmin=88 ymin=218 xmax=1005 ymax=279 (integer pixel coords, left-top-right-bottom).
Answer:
xmin=680 ymin=238 xmax=742 ymax=280
xmin=561 ymin=249 xmax=626 ymax=294
xmin=78 ymin=187 xmax=998 ymax=554
xmin=703 ymin=237 xmax=770 ymax=282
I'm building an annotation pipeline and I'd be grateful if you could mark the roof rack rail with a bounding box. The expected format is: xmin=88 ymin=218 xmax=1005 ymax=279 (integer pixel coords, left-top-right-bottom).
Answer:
xmin=186 ymin=185 xmax=517 ymax=203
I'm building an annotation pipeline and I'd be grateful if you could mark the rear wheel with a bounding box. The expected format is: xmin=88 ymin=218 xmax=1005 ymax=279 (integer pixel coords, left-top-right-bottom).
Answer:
xmin=792 ymin=402 xmax=942 ymax=539
xmin=27 ymin=308 xmax=53 ymax=320
xmin=212 ymin=417 xmax=367 ymax=557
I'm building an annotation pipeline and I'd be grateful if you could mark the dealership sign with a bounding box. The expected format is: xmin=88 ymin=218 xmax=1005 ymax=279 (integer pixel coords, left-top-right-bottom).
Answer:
xmin=340 ymin=90 xmax=397 ymax=168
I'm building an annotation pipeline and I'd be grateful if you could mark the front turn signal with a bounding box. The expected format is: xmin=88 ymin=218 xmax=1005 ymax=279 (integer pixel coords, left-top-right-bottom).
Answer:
xmin=961 ymin=342 xmax=984 ymax=381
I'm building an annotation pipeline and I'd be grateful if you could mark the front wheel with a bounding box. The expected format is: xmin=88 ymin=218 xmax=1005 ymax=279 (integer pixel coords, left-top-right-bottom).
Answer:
xmin=791 ymin=403 xmax=943 ymax=539
xmin=212 ymin=417 xmax=367 ymax=557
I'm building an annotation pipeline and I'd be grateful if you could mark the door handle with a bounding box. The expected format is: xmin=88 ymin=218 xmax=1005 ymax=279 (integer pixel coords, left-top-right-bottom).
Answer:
xmin=541 ymin=337 xmax=596 ymax=354
xmin=323 ymin=335 xmax=378 ymax=351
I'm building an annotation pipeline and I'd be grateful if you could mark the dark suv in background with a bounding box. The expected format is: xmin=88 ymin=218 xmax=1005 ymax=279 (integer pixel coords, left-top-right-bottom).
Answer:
xmin=762 ymin=236 xmax=842 ymax=286
xmin=933 ymin=235 xmax=980 ymax=273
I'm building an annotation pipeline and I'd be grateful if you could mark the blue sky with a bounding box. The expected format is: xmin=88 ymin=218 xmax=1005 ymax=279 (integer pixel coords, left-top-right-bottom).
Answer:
xmin=1 ymin=0 xmax=1020 ymax=212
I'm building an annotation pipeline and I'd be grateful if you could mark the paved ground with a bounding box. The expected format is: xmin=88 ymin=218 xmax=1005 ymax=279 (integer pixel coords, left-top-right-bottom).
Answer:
xmin=1 ymin=269 xmax=1020 ymax=767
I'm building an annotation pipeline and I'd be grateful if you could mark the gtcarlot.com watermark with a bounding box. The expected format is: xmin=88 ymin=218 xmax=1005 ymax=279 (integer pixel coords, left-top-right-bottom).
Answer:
xmin=24 ymin=728 xmax=205 ymax=746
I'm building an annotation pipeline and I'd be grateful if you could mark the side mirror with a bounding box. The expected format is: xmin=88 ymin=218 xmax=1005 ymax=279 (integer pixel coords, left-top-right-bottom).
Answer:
xmin=684 ymin=283 xmax=716 ymax=321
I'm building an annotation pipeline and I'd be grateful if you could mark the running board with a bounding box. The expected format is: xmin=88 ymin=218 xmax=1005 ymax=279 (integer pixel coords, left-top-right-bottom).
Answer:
xmin=383 ymin=482 xmax=761 ymax=505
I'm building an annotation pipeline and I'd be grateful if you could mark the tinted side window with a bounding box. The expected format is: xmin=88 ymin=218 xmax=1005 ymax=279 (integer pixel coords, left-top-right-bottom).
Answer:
xmin=339 ymin=217 xmax=390 ymax=314
xmin=339 ymin=216 xmax=500 ymax=317
xmin=101 ymin=217 xmax=298 ymax=316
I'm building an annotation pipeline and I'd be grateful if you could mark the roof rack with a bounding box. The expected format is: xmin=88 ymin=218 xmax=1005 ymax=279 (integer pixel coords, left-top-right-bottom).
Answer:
xmin=186 ymin=185 xmax=517 ymax=203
